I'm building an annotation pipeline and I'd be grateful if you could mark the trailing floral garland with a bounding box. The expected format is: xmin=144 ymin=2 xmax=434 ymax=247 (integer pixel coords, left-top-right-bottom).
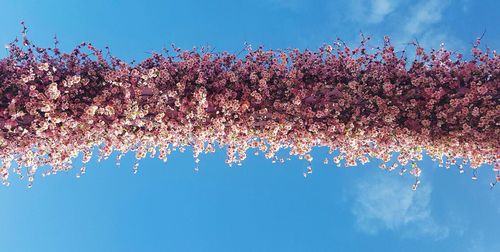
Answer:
xmin=0 ymin=25 xmax=498 ymax=189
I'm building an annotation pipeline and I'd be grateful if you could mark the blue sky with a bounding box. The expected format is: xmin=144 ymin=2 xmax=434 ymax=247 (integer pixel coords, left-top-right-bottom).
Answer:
xmin=0 ymin=1 xmax=499 ymax=251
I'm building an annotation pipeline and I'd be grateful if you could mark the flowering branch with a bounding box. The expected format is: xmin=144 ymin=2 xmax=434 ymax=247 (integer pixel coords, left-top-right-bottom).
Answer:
xmin=0 ymin=28 xmax=498 ymax=188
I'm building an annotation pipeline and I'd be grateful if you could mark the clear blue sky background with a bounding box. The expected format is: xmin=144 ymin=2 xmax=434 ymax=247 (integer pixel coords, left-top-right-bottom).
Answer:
xmin=0 ymin=1 xmax=499 ymax=251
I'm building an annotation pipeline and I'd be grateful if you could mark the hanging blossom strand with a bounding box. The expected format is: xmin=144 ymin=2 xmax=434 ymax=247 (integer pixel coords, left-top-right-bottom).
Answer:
xmin=0 ymin=27 xmax=498 ymax=188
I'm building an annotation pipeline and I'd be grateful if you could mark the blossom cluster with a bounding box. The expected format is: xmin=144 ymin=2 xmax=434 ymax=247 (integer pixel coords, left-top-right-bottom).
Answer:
xmin=0 ymin=31 xmax=498 ymax=188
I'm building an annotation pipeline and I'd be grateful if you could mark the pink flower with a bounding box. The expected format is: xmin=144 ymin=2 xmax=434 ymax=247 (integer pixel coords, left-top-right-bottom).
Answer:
xmin=472 ymin=107 xmax=480 ymax=117
xmin=0 ymin=33 xmax=496 ymax=189
xmin=477 ymin=85 xmax=488 ymax=95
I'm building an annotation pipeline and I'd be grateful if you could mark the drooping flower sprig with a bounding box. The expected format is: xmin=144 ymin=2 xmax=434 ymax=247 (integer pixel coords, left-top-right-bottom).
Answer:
xmin=0 ymin=24 xmax=498 ymax=188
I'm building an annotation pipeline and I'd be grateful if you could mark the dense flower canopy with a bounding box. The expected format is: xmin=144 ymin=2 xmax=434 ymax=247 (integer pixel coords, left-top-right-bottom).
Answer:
xmin=0 ymin=26 xmax=498 ymax=189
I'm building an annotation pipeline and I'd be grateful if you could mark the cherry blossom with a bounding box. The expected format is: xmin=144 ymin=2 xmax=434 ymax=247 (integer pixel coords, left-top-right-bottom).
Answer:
xmin=0 ymin=29 xmax=498 ymax=189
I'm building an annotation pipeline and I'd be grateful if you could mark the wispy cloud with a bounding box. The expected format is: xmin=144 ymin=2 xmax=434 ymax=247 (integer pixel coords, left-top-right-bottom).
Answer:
xmin=404 ymin=0 xmax=451 ymax=35
xmin=348 ymin=0 xmax=450 ymax=32
xmin=399 ymin=0 xmax=468 ymax=52
xmin=351 ymin=174 xmax=449 ymax=240
xmin=350 ymin=0 xmax=403 ymax=24
xmin=343 ymin=0 xmax=462 ymax=50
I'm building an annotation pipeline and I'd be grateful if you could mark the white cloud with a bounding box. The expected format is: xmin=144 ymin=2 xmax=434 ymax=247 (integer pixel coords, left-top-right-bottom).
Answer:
xmin=369 ymin=0 xmax=399 ymax=23
xmin=344 ymin=0 xmax=459 ymax=48
xmin=351 ymin=174 xmax=449 ymax=240
xmin=388 ymin=1 xmax=465 ymax=54
xmin=404 ymin=0 xmax=451 ymax=35
xmin=350 ymin=0 xmax=403 ymax=24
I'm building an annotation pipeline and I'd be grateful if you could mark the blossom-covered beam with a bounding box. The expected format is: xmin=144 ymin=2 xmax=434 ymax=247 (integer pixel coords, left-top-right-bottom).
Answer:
xmin=0 ymin=30 xmax=498 ymax=188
